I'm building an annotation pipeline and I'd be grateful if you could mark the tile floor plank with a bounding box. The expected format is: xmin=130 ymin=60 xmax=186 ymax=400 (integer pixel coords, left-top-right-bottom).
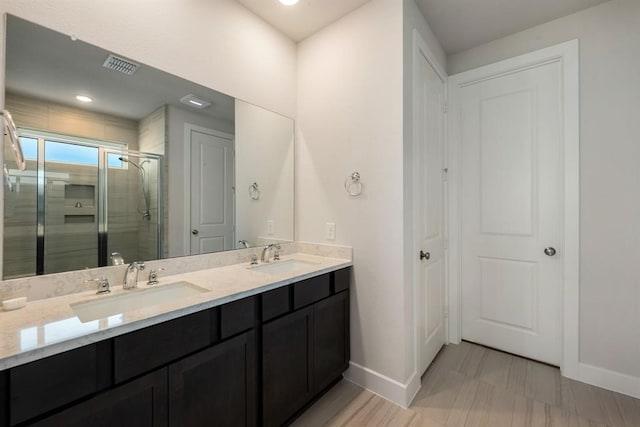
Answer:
xmin=293 ymin=342 xmax=639 ymax=427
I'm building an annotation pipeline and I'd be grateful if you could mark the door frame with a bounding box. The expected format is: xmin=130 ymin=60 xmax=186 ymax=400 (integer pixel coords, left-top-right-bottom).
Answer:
xmin=412 ymin=29 xmax=448 ymax=377
xmin=182 ymin=123 xmax=235 ymax=254
xmin=447 ymin=40 xmax=580 ymax=377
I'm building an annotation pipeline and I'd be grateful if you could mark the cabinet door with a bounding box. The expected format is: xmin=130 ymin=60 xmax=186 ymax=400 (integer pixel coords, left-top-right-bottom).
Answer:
xmin=31 ymin=369 xmax=167 ymax=427
xmin=314 ymin=291 xmax=350 ymax=393
xmin=0 ymin=370 xmax=7 ymax=427
xmin=168 ymin=331 xmax=256 ymax=427
xmin=262 ymin=306 xmax=313 ymax=427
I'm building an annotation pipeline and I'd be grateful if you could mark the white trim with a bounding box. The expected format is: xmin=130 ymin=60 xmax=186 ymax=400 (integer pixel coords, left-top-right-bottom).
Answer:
xmin=344 ymin=362 xmax=421 ymax=408
xmin=182 ymin=123 xmax=234 ymax=254
xmin=411 ymin=30 xmax=449 ymax=384
xmin=578 ymin=363 xmax=640 ymax=399
xmin=447 ymin=40 xmax=580 ymax=376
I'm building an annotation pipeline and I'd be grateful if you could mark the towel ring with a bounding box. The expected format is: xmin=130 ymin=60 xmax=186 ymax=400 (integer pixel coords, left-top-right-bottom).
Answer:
xmin=249 ymin=182 xmax=260 ymax=200
xmin=344 ymin=172 xmax=363 ymax=196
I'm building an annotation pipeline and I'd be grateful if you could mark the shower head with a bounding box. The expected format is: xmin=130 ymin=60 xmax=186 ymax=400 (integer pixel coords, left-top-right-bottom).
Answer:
xmin=119 ymin=156 xmax=143 ymax=171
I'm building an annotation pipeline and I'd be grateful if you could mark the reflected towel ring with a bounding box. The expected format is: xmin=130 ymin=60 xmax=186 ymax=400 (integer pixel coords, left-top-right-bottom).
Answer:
xmin=344 ymin=172 xmax=363 ymax=196
xmin=249 ymin=182 xmax=260 ymax=200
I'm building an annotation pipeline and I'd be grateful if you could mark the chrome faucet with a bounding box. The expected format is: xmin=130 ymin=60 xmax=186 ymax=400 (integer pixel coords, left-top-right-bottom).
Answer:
xmin=261 ymin=244 xmax=276 ymax=263
xmin=261 ymin=244 xmax=282 ymax=263
xmin=123 ymin=261 xmax=145 ymax=290
xmin=238 ymin=240 xmax=249 ymax=248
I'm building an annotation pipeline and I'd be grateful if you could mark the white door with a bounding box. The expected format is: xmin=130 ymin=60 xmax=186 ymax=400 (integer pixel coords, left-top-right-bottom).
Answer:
xmin=189 ymin=126 xmax=234 ymax=255
xmin=414 ymin=35 xmax=447 ymax=375
xmin=458 ymin=59 xmax=563 ymax=365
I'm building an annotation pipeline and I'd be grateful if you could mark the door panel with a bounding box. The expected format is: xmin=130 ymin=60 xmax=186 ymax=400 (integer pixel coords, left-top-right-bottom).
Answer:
xmin=189 ymin=128 xmax=234 ymax=255
xmin=459 ymin=61 xmax=562 ymax=365
xmin=415 ymin=45 xmax=447 ymax=375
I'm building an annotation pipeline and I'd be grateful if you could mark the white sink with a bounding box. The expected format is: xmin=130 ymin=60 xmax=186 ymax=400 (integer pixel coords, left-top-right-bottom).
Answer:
xmin=250 ymin=259 xmax=318 ymax=275
xmin=71 ymin=281 xmax=209 ymax=322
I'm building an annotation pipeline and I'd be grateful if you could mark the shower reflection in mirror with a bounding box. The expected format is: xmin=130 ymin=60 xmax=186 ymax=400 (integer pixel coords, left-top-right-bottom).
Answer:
xmin=3 ymin=130 xmax=162 ymax=278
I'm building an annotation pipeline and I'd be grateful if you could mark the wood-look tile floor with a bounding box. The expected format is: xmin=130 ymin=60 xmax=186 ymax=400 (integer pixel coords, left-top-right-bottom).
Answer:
xmin=292 ymin=341 xmax=640 ymax=427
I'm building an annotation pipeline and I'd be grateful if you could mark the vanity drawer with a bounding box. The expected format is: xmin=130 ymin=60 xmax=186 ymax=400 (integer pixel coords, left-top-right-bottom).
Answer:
xmin=114 ymin=309 xmax=214 ymax=384
xmin=333 ymin=268 xmax=351 ymax=293
xmin=221 ymin=296 xmax=256 ymax=340
xmin=293 ymin=274 xmax=331 ymax=310
xmin=261 ymin=286 xmax=291 ymax=322
xmin=9 ymin=343 xmax=110 ymax=425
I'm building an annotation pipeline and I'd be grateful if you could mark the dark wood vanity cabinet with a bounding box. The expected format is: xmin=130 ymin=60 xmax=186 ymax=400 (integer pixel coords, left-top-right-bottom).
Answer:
xmin=263 ymin=306 xmax=314 ymax=427
xmin=1 ymin=370 xmax=8 ymax=427
xmin=169 ymin=331 xmax=256 ymax=427
xmin=313 ymin=290 xmax=350 ymax=393
xmin=31 ymin=369 xmax=168 ymax=427
xmin=262 ymin=270 xmax=351 ymax=426
xmin=1 ymin=268 xmax=351 ymax=427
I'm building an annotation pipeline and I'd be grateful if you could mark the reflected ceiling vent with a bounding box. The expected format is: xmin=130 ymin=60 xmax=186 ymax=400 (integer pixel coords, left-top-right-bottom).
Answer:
xmin=180 ymin=94 xmax=212 ymax=109
xmin=102 ymin=54 xmax=139 ymax=75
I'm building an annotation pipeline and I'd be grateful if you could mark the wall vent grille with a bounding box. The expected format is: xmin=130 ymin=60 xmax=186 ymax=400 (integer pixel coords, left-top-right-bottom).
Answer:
xmin=102 ymin=54 xmax=139 ymax=75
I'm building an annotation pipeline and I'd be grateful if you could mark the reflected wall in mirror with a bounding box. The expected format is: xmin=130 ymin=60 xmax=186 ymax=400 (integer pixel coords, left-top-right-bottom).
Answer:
xmin=2 ymin=15 xmax=294 ymax=279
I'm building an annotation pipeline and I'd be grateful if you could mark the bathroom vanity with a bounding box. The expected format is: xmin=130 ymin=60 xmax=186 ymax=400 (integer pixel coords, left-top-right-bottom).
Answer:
xmin=0 ymin=255 xmax=351 ymax=427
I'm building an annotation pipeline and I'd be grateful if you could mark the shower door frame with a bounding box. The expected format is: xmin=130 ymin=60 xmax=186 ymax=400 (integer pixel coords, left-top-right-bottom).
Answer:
xmin=18 ymin=128 xmax=163 ymax=274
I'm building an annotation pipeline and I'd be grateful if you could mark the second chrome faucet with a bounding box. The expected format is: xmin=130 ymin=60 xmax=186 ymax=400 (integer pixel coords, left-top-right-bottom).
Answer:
xmin=123 ymin=261 xmax=145 ymax=289
xmin=260 ymin=244 xmax=281 ymax=263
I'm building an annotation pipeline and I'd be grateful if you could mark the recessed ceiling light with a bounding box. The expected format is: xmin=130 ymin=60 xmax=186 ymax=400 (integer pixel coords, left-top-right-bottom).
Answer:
xmin=279 ymin=0 xmax=299 ymax=5
xmin=75 ymin=95 xmax=93 ymax=103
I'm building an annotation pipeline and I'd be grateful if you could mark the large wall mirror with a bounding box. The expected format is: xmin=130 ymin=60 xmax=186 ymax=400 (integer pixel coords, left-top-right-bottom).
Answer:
xmin=2 ymin=15 xmax=294 ymax=279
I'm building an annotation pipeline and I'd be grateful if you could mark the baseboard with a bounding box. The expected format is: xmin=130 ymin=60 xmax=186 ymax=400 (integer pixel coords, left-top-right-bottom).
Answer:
xmin=343 ymin=362 xmax=421 ymax=408
xmin=578 ymin=362 xmax=640 ymax=399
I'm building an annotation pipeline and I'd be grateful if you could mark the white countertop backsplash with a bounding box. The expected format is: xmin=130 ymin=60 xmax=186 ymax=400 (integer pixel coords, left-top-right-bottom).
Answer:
xmin=0 ymin=242 xmax=352 ymax=370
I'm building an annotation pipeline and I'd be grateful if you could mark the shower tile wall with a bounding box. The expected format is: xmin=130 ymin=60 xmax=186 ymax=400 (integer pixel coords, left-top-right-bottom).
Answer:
xmin=138 ymin=106 xmax=167 ymax=260
xmin=3 ymin=93 xmax=157 ymax=278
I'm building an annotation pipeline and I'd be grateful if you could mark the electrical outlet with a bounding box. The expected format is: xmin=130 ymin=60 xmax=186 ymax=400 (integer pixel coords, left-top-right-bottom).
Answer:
xmin=267 ymin=220 xmax=274 ymax=235
xmin=326 ymin=222 xmax=336 ymax=240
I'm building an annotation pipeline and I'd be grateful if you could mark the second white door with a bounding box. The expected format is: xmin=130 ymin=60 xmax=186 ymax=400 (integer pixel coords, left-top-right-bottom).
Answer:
xmin=188 ymin=125 xmax=235 ymax=255
xmin=415 ymin=36 xmax=447 ymax=376
xmin=456 ymin=57 xmax=563 ymax=365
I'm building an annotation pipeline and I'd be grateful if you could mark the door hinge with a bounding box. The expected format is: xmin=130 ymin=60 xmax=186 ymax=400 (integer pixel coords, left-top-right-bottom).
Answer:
xmin=443 ymin=238 xmax=449 ymax=250
xmin=443 ymin=103 xmax=448 ymax=114
xmin=444 ymin=306 xmax=449 ymax=318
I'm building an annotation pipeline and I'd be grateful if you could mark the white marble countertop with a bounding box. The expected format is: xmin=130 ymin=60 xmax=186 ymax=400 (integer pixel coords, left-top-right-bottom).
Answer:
xmin=0 ymin=253 xmax=352 ymax=371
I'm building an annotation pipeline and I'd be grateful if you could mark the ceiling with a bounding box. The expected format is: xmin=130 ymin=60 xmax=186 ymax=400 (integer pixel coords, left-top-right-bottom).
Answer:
xmin=414 ymin=0 xmax=610 ymax=54
xmin=6 ymin=16 xmax=235 ymax=122
xmin=235 ymin=0 xmax=371 ymax=42
xmin=236 ymin=0 xmax=610 ymax=53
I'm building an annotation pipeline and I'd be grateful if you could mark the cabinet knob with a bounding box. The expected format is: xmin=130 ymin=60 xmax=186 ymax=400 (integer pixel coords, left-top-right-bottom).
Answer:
xmin=192 ymin=229 xmax=199 ymax=235
xmin=420 ymin=250 xmax=430 ymax=260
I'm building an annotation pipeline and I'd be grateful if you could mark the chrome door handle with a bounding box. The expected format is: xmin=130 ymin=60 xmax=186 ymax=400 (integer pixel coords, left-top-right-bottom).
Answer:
xmin=192 ymin=229 xmax=199 ymax=235
xmin=420 ymin=250 xmax=430 ymax=260
xmin=544 ymin=247 xmax=556 ymax=256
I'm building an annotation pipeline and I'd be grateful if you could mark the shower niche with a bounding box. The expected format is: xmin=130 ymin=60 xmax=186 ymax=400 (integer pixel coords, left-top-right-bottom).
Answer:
xmin=3 ymin=132 xmax=163 ymax=278
xmin=64 ymin=184 xmax=96 ymax=224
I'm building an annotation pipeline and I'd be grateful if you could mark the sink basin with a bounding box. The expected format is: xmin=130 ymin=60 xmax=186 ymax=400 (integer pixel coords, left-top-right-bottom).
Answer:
xmin=250 ymin=259 xmax=318 ymax=275
xmin=71 ymin=281 xmax=208 ymax=322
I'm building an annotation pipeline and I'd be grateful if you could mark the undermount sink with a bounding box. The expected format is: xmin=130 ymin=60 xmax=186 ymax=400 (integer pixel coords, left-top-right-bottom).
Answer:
xmin=250 ymin=259 xmax=318 ymax=275
xmin=71 ymin=281 xmax=209 ymax=322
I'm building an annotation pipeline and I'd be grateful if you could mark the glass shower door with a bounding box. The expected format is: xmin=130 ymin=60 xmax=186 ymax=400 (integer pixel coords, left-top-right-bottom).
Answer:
xmin=43 ymin=140 xmax=100 ymax=274
xmin=3 ymin=137 xmax=38 ymax=278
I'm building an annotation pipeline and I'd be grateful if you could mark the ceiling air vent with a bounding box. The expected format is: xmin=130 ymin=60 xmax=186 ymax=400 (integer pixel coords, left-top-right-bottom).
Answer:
xmin=102 ymin=54 xmax=139 ymax=75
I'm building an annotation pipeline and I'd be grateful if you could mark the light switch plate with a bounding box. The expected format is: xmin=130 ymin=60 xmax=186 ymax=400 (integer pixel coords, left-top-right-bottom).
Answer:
xmin=267 ymin=220 xmax=274 ymax=235
xmin=326 ymin=222 xmax=336 ymax=240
